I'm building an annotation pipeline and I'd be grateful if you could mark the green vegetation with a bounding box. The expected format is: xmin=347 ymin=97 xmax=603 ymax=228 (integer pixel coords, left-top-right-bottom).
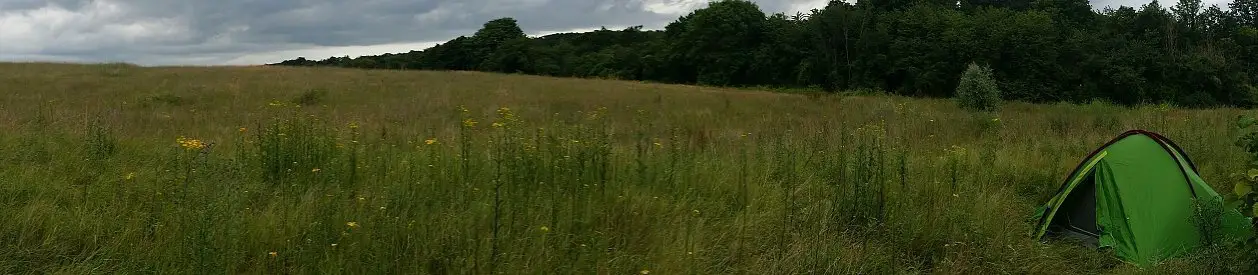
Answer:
xmin=955 ymin=62 xmax=1002 ymax=113
xmin=274 ymin=0 xmax=1258 ymax=108
xmin=0 ymin=63 xmax=1255 ymax=273
xmin=1226 ymin=114 xmax=1258 ymax=272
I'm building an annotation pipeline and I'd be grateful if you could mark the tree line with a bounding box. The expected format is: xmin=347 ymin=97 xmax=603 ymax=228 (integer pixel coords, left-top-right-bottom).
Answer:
xmin=271 ymin=0 xmax=1258 ymax=108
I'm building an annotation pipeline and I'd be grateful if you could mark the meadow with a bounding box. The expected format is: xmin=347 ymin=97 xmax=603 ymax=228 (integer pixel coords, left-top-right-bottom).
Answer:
xmin=0 ymin=62 xmax=1253 ymax=274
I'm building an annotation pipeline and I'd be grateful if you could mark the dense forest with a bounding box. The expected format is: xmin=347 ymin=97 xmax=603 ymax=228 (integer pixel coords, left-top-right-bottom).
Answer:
xmin=271 ymin=0 xmax=1258 ymax=108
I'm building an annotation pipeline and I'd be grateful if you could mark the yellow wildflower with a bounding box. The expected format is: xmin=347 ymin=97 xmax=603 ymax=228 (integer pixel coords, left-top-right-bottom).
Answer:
xmin=425 ymin=138 xmax=438 ymax=145
xmin=463 ymin=118 xmax=478 ymax=127
xmin=539 ymin=226 xmax=550 ymax=233
xmin=640 ymin=270 xmax=650 ymax=274
xmin=346 ymin=221 xmax=359 ymax=228
xmin=348 ymin=122 xmax=359 ymax=129
xmin=269 ymin=251 xmax=277 ymax=257
xmin=947 ymin=145 xmax=968 ymax=156
xmin=492 ymin=122 xmax=505 ymax=128
xmin=311 ymin=168 xmax=321 ymax=172
xmin=176 ymin=136 xmax=206 ymax=150
xmin=125 ymin=172 xmax=136 ymax=180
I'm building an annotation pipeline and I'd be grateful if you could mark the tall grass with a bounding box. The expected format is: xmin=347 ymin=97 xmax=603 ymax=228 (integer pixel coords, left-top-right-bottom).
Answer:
xmin=0 ymin=63 xmax=1252 ymax=273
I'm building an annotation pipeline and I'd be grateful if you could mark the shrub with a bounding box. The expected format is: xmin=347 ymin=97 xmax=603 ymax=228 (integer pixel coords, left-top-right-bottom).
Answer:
xmin=1084 ymin=99 xmax=1122 ymax=132
xmin=253 ymin=114 xmax=343 ymax=188
xmin=84 ymin=121 xmax=117 ymax=161
xmin=1238 ymin=84 xmax=1258 ymax=108
xmin=1227 ymin=114 xmax=1258 ymax=271
xmin=954 ymin=62 xmax=1001 ymax=112
xmin=971 ymin=112 xmax=1002 ymax=135
xmin=293 ymin=88 xmax=328 ymax=106
xmin=1177 ymin=91 xmax=1220 ymax=109
xmin=99 ymin=62 xmax=139 ymax=77
xmin=142 ymin=92 xmax=186 ymax=107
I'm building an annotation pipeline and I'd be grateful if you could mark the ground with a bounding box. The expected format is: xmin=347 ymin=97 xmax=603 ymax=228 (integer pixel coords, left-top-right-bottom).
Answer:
xmin=0 ymin=62 xmax=1251 ymax=273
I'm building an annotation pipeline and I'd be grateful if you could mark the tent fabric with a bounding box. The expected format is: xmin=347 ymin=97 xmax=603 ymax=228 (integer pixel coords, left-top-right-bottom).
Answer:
xmin=1053 ymin=173 xmax=1098 ymax=237
xmin=1032 ymin=130 xmax=1254 ymax=267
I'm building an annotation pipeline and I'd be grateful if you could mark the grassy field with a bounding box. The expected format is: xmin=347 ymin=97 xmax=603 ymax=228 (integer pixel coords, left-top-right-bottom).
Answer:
xmin=0 ymin=62 xmax=1254 ymax=274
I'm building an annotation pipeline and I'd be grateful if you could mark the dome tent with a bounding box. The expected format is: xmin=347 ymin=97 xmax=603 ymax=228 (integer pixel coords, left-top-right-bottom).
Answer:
xmin=1031 ymin=130 xmax=1253 ymax=266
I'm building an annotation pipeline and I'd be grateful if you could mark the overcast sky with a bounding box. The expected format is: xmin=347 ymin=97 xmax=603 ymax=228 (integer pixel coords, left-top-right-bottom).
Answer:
xmin=0 ymin=0 xmax=1233 ymax=66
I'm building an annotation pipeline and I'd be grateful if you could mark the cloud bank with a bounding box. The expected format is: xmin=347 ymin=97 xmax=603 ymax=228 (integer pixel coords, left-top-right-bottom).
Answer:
xmin=0 ymin=0 xmax=1220 ymax=66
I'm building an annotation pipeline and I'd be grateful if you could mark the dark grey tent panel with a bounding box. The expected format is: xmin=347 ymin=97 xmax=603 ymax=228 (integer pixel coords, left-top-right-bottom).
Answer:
xmin=1046 ymin=173 xmax=1100 ymax=247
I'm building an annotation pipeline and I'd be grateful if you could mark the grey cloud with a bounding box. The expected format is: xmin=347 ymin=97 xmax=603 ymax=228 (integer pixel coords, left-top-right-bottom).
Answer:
xmin=2 ymin=0 xmax=716 ymax=65
xmin=0 ymin=0 xmax=1215 ymax=66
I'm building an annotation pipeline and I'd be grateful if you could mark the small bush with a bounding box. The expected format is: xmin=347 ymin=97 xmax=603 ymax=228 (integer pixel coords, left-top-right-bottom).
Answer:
xmin=1048 ymin=111 xmax=1076 ymax=136
xmin=1238 ymin=84 xmax=1258 ymax=108
xmin=293 ymin=88 xmax=328 ymax=106
xmin=971 ymin=112 xmax=1002 ymax=134
xmin=1167 ymin=243 xmax=1258 ymax=274
xmin=848 ymin=87 xmax=886 ymax=96
xmin=954 ymin=62 xmax=1001 ymax=112
xmin=254 ymin=115 xmax=343 ymax=188
xmin=1091 ymin=115 xmax=1121 ymax=132
xmin=1086 ymin=99 xmax=1122 ymax=131
xmin=84 ymin=121 xmax=117 ymax=161
xmin=1192 ymin=198 xmax=1228 ymax=247
xmin=1177 ymin=91 xmax=1220 ymax=109
xmin=141 ymin=92 xmax=186 ymax=107
xmin=99 ymin=62 xmax=139 ymax=77
xmin=1228 ymin=114 xmax=1258 ymax=271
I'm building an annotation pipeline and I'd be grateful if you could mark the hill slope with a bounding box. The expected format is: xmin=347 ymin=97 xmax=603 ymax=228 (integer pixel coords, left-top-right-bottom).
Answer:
xmin=0 ymin=63 xmax=1251 ymax=273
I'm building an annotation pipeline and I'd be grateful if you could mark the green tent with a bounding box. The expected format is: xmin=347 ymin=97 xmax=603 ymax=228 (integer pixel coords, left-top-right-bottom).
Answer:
xmin=1032 ymin=130 xmax=1253 ymax=266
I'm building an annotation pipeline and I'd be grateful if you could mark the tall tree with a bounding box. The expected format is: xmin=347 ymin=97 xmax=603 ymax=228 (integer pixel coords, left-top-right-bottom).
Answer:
xmin=1172 ymin=0 xmax=1203 ymax=30
xmin=963 ymin=0 xmax=1034 ymax=11
xmin=807 ymin=1 xmax=870 ymax=91
xmin=1233 ymin=0 xmax=1258 ymax=26
xmin=472 ymin=18 xmax=527 ymax=49
xmin=417 ymin=36 xmax=478 ymax=70
xmin=749 ymin=13 xmax=810 ymax=86
xmin=882 ymin=3 xmax=970 ymax=97
xmin=471 ymin=18 xmax=528 ymax=70
xmin=1172 ymin=0 xmax=1205 ymax=52
xmin=482 ymin=38 xmax=535 ymax=73
xmin=268 ymin=0 xmax=1258 ymax=108
xmin=662 ymin=0 xmax=768 ymax=86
